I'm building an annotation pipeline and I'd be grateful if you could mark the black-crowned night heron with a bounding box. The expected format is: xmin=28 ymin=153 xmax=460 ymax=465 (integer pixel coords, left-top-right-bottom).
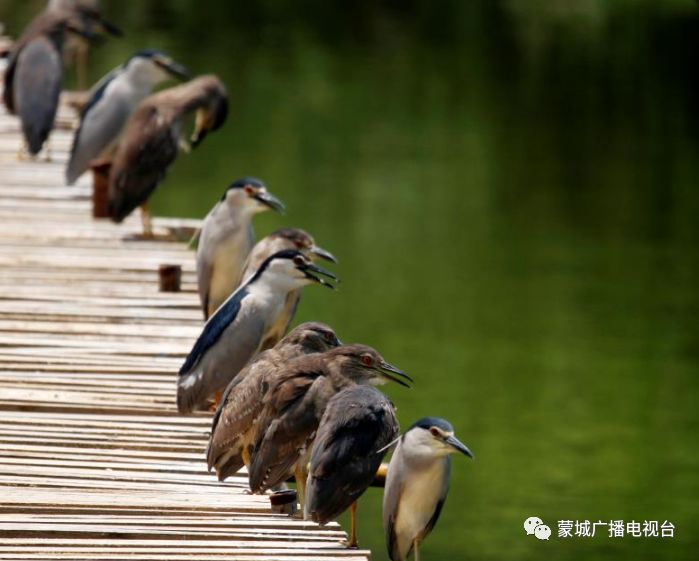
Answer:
xmin=247 ymin=344 xmax=411 ymax=509
xmin=66 ymin=49 xmax=190 ymax=185
xmin=238 ymin=228 xmax=337 ymax=350
xmin=177 ymin=250 xmax=337 ymax=414
xmin=2 ymin=5 xmax=120 ymax=157
xmin=108 ymin=75 xmax=228 ymax=237
xmin=383 ymin=417 xmax=473 ymax=561
xmin=196 ymin=178 xmax=285 ymax=320
xmin=206 ymin=322 xmax=341 ymax=480
xmin=305 ymin=384 xmax=399 ymax=548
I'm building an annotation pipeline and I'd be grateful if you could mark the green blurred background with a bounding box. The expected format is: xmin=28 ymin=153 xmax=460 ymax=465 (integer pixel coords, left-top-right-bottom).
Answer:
xmin=2 ymin=1 xmax=699 ymax=559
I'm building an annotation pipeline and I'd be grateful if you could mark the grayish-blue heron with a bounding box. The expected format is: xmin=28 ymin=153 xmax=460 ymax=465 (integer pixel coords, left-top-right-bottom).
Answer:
xmin=383 ymin=417 xmax=473 ymax=561
xmin=247 ymin=345 xmax=411 ymax=510
xmin=66 ymin=50 xmax=190 ymax=184
xmin=305 ymin=384 xmax=399 ymax=548
xmin=237 ymin=227 xmax=337 ymax=349
xmin=206 ymin=322 xmax=341 ymax=480
xmin=177 ymin=250 xmax=337 ymax=414
xmin=3 ymin=4 xmax=120 ymax=157
xmin=108 ymin=75 xmax=228 ymax=237
xmin=196 ymin=178 xmax=285 ymax=320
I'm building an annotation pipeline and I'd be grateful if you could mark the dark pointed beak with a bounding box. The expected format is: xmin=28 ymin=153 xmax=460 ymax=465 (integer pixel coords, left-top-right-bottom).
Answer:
xmin=157 ymin=58 xmax=191 ymax=81
xmin=301 ymin=262 xmax=338 ymax=290
xmin=309 ymin=245 xmax=337 ymax=263
xmin=254 ymin=191 xmax=286 ymax=214
xmin=98 ymin=18 xmax=123 ymax=37
xmin=377 ymin=361 xmax=413 ymax=388
xmin=445 ymin=435 xmax=474 ymax=458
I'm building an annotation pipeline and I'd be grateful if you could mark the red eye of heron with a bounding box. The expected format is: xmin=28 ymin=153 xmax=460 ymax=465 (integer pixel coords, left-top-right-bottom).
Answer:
xmin=360 ymin=354 xmax=373 ymax=366
xmin=430 ymin=427 xmax=441 ymax=438
xmin=294 ymin=241 xmax=304 ymax=249
xmin=244 ymin=186 xmax=255 ymax=196
xmin=293 ymin=256 xmax=305 ymax=266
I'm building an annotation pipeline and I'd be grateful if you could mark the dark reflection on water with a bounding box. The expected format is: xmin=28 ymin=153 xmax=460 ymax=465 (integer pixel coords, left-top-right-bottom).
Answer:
xmin=2 ymin=1 xmax=698 ymax=559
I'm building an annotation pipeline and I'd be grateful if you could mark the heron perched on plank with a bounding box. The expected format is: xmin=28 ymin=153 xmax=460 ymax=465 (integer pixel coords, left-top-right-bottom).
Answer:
xmin=177 ymin=250 xmax=337 ymax=414
xmin=2 ymin=5 xmax=120 ymax=157
xmin=248 ymin=344 xmax=411 ymax=510
xmin=206 ymin=322 xmax=341 ymax=481
xmin=237 ymin=228 xmax=337 ymax=349
xmin=383 ymin=417 xmax=473 ymax=561
xmin=305 ymin=384 xmax=399 ymax=548
xmin=66 ymin=50 xmax=190 ymax=185
xmin=196 ymin=178 xmax=285 ymax=320
xmin=108 ymin=74 xmax=228 ymax=237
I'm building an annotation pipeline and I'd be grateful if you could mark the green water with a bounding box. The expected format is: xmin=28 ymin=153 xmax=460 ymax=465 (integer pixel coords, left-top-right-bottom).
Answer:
xmin=2 ymin=1 xmax=699 ymax=559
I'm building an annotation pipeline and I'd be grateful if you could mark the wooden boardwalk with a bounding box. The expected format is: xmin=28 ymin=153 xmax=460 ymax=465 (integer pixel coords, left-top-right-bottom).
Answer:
xmin=0 ymin=91 xmax=370 ymax=559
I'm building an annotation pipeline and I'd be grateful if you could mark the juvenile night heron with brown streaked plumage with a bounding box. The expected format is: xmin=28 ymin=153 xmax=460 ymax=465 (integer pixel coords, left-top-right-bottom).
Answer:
xmin=177 ymin=250 xmax=337 ymax=414
xmin=305 ymin=384 xmax=399 ymax=548
xmin=236 ymin=227 xmax=337 ymax=348
xmin=196 ymin=178 xmax=285 ymax=320
xmin=108 ymin=75 xmax=228 ymax=237
xmin=247 ymin=344 xmax=411 ymax=510
xmin=383 ymin=417 xmax=473 ymax=561
xmin=207 ymin=322 xmax=342 ymax=480
xmin=3 ymin=4 xmax=121 ymax=157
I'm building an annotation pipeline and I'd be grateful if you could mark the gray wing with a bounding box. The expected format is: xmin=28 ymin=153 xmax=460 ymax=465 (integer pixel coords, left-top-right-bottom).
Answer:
xmin=196 ymin=208 xmax=219 ymax=320
xmin=258 ymin=290 xmax=300 ymax=352
xmin=66 ymin=75 xmax=131 ymax=184
xmin=15 ymin=37 xmax=62 ymax=155
xmin=383 ymin=441 xmax=407 ymax=561
xmin=177 ymin=294 xmax=267 ymax=414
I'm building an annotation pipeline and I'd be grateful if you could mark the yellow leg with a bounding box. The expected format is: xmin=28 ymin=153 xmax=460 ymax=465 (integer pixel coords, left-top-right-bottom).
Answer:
xmin=414 ymin=539 xmax=420 ymax=561
xmin=294 ymin=464 xmax=307 ymax=513
xmin=16 ymin=141 xmax=26 ymax=161
xmin=140 ymin=203 xmax=153 ymax=238
xmin=43 ymin=137 xmax=52 ymax=162
xmin=346 ymin=502 xmax=358 ymax=548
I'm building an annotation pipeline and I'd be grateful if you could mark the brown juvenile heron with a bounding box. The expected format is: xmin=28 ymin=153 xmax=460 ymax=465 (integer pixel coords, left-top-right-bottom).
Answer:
xmin=305 ymin=384 xmax=399 ymax=548
xmin=3 ymin=4 xmax=120 ymax=157
xmin=247 ymin=344 xmax=411 ymax=509
xmin=206 ymin=322 xmax=341 ymax=480
xmin=383 ymin=417 xmax=473 ymax=561
xmin=237 ymin=227 xmax=337 ymax=349
xmin=108 ymin=75 xmax=228 ymax=237
xmin=177 ymin=250 xmax=337 ymax=414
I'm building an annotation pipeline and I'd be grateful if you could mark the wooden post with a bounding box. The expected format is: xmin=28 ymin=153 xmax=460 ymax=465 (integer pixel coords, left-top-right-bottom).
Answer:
xmin=159 ymin=264 xmax=182 ymax=292
xmin=90 ymin=160 xmax=112 ymax=219
xmin=269 ymin=489 xmax=297 ymax=515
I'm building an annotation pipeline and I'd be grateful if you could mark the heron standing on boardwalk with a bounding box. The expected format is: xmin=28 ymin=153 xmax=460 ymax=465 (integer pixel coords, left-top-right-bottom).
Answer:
xmin=196 ymin=178 xmax=285 ymax=320
xmin=66 ymin=50 xmax=190 ymax=184
xmin=305 ymin=384 xmax=399 ymax=548
xmin=248 ymin=345 xmax=411 ymax=508
xmin=383 ymin=417 xmax=473 ymax=561
xmin=177 ymin=250 xmax=337 ymax=414
xmin=238 ymin=228 xmax=337 ymax=350
xmin=3 ymin=5 xmax=120 ymax=157
xmin=206 ymin=322 xmax=341 ymax=480
xmin=108 ymin=75 xmax=228 ymax=237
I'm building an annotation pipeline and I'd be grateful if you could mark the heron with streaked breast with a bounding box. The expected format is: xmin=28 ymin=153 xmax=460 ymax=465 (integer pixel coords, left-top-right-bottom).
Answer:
xmin=66 ymin=49 xmax=190 ymax=185
xmin=196 ymin=178 xmax=285 ymax=320
xmin=206 ymin=322 xmax=342 ymax=481
xmin=247 ymin=344 xmax=411 ymax=511
xmin=107 ymin=74 xmax=228 ymax=237
xmin=383 ymin=417 xmax=473 ymax=561
xmin=305 ymin=384 xmax=399 ymax=548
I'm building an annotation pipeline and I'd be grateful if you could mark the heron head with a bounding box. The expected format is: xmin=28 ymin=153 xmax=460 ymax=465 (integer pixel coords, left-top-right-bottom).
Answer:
xmin=255 ymin=250 xmax=338 ymax=291
xmin=270 ymin=228 xmax=337 ymax=263
xmin=327 ymin=344 xmax=412 ymax=387
xmin=407 ymin=417 xmax=474 ymax=459
xmin=222 ymin=177 xmax=285 ymax=215
xmin=191 ymin=77 xmax=228 ymax=147
xmin=281 ymin=322 xmax=342 ymax=353
xmin=129 ymin=50 xmax=191 ymax=83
